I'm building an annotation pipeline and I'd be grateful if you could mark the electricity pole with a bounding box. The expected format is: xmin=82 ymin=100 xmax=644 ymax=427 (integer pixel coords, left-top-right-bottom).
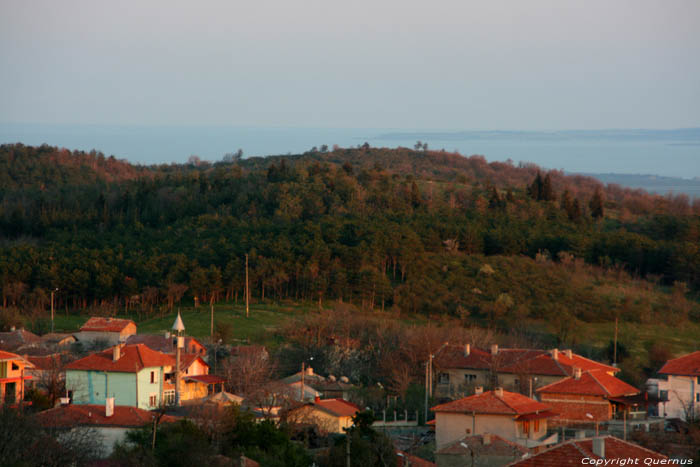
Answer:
xmin=51 ymin=288 xmax=58 ymax=333
xmin=245 ymin=254 xmax=249 ymax=318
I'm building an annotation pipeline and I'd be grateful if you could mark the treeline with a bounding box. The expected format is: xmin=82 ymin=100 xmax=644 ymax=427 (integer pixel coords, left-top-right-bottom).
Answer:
xmin=0 ymin=144 xmax=698 ymax=325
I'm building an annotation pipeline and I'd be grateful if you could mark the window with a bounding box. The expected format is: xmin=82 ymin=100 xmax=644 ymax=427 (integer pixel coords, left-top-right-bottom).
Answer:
xmin=438 ymin=373 xmax=450 ymax=384
xmin=149 ymin=394 xmax=157 ymax=407
xmin=696 ymin=393 xmax=700 ymax=403
xmin=522 ymin=421 xmax=530 ymax=434
xmin=150 ymin=371 xmax=159 ymax=384
xmin=464 ymin=374 xmax=477 ymax=383
xmin=163 ymin=390 xmax=175 ymax=405
xmin=534 ymin=419 xmax=540 ymax=432
xmin=11 ymin=362 xmax=19 ymax=371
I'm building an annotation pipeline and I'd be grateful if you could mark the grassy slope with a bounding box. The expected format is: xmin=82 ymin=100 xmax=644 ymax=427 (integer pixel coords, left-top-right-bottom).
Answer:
xmin=50 ymin=301 xmax=700 ymax=362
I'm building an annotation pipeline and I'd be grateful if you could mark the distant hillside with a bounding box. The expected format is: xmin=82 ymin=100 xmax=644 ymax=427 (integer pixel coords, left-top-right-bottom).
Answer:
xmin=0 ymin=143 xmax=152 ymax=194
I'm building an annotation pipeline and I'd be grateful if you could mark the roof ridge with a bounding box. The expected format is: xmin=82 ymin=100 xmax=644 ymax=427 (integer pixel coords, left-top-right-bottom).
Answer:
xmin=586 ymin=370 xmax=611 ymax=396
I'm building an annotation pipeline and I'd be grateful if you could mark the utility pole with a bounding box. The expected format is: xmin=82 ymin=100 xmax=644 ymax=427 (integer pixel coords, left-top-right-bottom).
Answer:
xmin=50 ymin=288 xmax=58 ymax=333
xmin=613 ymin=316 xmax=618 ymax=366
xmin=346 ymin=431 xmax=351 ymax=467
xmin=210 ymin=297 xmax=214 ymax=342
xmin=301 ymin=361 xmax=305 ymax=401
xmin=245 ymin=254 xmax=249 ymax=318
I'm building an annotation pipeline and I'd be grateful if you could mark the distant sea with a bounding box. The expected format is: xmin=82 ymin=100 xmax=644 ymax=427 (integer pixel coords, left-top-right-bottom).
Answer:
xmin=2 ymin=123 xmax=699 ymax=196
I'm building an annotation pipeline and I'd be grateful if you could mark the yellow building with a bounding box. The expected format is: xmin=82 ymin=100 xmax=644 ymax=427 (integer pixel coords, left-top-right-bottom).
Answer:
xmin=286 ymin=397 xmax=360 ymax=434
xmin=0 ymin=350 xmax=34 ymax=405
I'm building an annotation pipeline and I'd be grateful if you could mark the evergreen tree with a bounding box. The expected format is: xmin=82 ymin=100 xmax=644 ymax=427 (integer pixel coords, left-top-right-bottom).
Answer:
xmin=590 ymin=187 xmax=605 ymax=219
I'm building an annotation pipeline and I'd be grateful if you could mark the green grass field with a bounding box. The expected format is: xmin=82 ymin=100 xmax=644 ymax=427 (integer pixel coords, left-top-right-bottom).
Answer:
xmin=49 ymin=301 xmax=699 ymax=360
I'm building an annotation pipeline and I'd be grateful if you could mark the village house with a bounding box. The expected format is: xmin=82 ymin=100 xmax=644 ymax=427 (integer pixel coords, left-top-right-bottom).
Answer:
xmin=536 ymin=368 xmax=641 ymax=425
xmin=171 ymin=353 xmax=225 ymax=404
xmin=0 ymin=350 xmax=34 ymax=405
xmin=65 ymin=343 xmax=175 ymax=410
xmin=35 ymin=399 xmax=179 ymax=456
xmin=40 ymin=332 xmax=77 ymax=349
xmin=26 ymin=353 xmax=65 ymax=396
xmin=281 ymin=366 xmax=355 ymax=400
xmin=0 ymin=328 xmax=41 ymax=353
xmin=285 ymin=396 xmax=361 ymax=434
xmin=434 ymin=433 xmax=530 ymax=467
xmin=507 ymin=435 xmax=667 ymax=466
xmin=431 ymin=388 xmax=558 ymax=449
xmin=646 ymin=350 xmax=700 ymax=421
xmin=75 ymin=317 xmax=137 ymax=346
xmin=433 ymin=344 xmax=619 ymax=399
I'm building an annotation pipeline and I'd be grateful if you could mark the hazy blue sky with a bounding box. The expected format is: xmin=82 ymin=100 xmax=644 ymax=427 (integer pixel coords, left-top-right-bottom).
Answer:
xmin=1 ymin=0 xmax=699 ymax=130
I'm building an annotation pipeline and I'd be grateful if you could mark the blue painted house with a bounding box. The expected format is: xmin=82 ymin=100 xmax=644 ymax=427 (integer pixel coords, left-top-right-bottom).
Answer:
xmin=65 ymin=344 xmax=175 ymax=410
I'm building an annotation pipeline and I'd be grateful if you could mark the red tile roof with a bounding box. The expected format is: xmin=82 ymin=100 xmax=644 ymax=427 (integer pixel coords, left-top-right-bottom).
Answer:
xmin=396 ymin=450 xmax=436 ymax=467
xmin=27 ymin=353 xmax=63 ymax=370
xmin=315 ymin=398 xmax=361 ymax=417
xmin=434 ymin=345 xmax=617 ymax=377
xmin=508 ymin=436 xmax=667 ymax=466
xmin=0 ymin=350 xmax=34 ymax=367
xmin=80 ymin=317 xmax=136 ymax=333
xmin=65 ymin=344 xmax=175 ymax=373
xmin=436 ymin=433 xmax=529 ymax=458
xmin=35 ymin=404 xmax=178 ymax=428
xmin=180 ymin=353 xmax=209 ymax=372
xmin=431 ymin=390 xmax=553 ymax=416
xmin=537 ymin=370 xmax=639 ymax=397
xmin=658 ymin=350 xmax=700 ymax=377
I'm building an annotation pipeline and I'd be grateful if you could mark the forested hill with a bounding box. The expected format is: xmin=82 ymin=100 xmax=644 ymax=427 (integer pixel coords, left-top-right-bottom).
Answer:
xmin=0 ymin=144 xmax=152 ymax=193
xmin=0 ymin=143 xmax=699 ymax=331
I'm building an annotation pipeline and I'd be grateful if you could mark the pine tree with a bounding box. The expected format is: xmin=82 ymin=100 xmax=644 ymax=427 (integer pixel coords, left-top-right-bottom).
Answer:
xmin=527 ymin=172 xmax=544 ymax=201
xmin=542 ymin=174 xmax=556 ymax=201
xmin=589 ymin=188 xmax=604 ymax=219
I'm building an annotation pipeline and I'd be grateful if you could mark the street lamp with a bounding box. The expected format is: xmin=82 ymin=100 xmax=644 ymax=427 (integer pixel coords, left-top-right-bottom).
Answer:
xmin=460 ymin=442 xmax=475 ymax=467
xmin=51 ymin=288 xmax=59 ymax=333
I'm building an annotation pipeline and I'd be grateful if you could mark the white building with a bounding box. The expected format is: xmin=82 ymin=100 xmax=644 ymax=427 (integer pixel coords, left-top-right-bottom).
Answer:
xmin=646 ymin=350 xmax=700 ymax=421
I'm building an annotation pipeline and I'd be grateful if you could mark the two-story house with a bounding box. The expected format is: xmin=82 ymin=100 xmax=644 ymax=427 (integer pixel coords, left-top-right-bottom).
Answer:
xmin=433 ymin=344 xmax=619 ymax=398
xmin=646 ymin=350 xmax=700 ymax=421
xmin=431 ymin=387 xmax=558 ymax=449
xmin=65 ymin=343 xmax=174 ymax=410
xmin=0 ymin=350 xmax=34 ymax=405
xmin=537 ymin=368 xmax=640 ymax=424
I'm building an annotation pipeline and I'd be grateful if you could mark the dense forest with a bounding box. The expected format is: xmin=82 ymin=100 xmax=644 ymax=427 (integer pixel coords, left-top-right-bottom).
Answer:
xmin=1 ymin=143 xmax=699 ymax=328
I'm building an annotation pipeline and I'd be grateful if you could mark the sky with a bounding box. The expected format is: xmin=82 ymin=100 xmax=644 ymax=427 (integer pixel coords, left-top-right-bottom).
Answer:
xmin=1 ymin=0 xmax=699 ymax=130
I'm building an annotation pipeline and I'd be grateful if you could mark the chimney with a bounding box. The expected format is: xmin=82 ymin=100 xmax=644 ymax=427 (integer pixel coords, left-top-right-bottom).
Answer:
xmin=113 ymin=345 xmax=121 ymax=361
xmin=483 ymin=433 xmax=491 ymax=445
xmin=314 ymin=395 xmax=320 ymax=404
xmin=564 ymin=349 xmax=573 ymax=359
xmin=306 ymin=366 xmax=314 ymax=376
xmin=464 ymin=344 xmax=471 ymax=357
xmin=494 ymin=387 xmax=504 ymax=397
xmin=105 ymin=397 xmax=114 ymax=417
xmin=550 ymin=349 xmax=559 ymax=361
xmin=164 ymin=331 xmax=170 ymax=339
xmin=490 ymin=344 xmax=498 ymax=355
xmin=592 ymin=437 xmax=605 ymax=458
xmin=474 ymin=386 xmax=483 ymax=395
xmin=10 ymin=326 xmax=15 ymax=332
xmin=59 ymin=397 xmax=70 ymax=405
xmin=574 ymin=367 xmax=582 ymax=380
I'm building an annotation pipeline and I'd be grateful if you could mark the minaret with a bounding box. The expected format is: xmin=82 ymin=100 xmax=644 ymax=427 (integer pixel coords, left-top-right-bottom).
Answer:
xmin=172 ymin=312 xmax=185 ymax=406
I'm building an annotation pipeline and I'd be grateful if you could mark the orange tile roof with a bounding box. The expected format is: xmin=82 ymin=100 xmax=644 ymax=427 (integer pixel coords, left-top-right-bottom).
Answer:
xmin=508 ymin=436 xmax=667 ymax=466
xmin=180 ymin=353 xmax=209 ymax=372
xmin=126 ymin=334 xmax=206 ymax=355
xmin=0 ymin=329 xmax=41 ymax=351
xmin=315 ymin=398 xmax=361 ymax=417
xmin=0 ymin=349 xmax=35 ymax=367
xmin=396 ymin=450 xmax=436 ymax=467
xmin=27 ymin=353 xmax=63 ymax=370
xmin=65 ymin=344 xmax=175 ymax=373
xmin=80 ymin=317 xmax=135 ymax=333
xmin=658 ymin=350 xmax=700 ymax=377
xmin=537 ymin=370 xmax=639 ymax=397
xmin=434 ymin=345 xmax=617 ymax=377
xmin=35 ymin=404 xmax=178 ymax=428
xmin=431 ymin=390 xmax=552 ymax=416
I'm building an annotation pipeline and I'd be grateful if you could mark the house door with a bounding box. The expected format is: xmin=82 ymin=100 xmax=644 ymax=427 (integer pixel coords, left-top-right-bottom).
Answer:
xmin=4 ymin=382 xmax=16 ymax=404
